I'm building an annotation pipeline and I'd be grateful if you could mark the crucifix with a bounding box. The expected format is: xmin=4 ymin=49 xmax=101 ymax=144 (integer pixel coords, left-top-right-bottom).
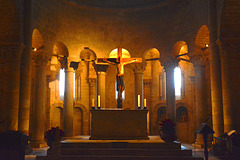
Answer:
xmin=97 ymin=47 xmax=142 ymax=108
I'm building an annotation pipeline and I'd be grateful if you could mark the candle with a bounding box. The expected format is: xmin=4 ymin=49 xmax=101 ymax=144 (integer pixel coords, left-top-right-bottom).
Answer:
xmin=92 ymin=99 xmax=94 ymax=107
xmin=144 ymin=98 xmax=146 ymax=107
xmin=98 ymin=95 xmax=100 ymax=107
xmin=138 ymin=95 xmax=140 ymax=107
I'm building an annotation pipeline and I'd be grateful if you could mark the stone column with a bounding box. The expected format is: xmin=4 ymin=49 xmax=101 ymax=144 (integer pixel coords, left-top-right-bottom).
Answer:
xmin=191 ymin=54 xmax=208 ymax=128
xmin=93 ymin=64 xmax=109 ymax=108
xmin=208 ymin=0 xmax=224 ymax=137
xmin=62 ymin=58 xmax=75 ymax=137
xmin=18 ymin=0 xmax=32 ymax=134
xmin=191 ymin=54 xmax=210 ymax=148
xmin=131 ymin=62 xmax=146 ymax=109
xmin=217 ymin=42 xmax=236 ymax=132
xmin=0 ymin=43 xmax=24 ymax=131
xmin=30 ymin=50 xmax=50 ymax=147
xmin=162 ymin=59 xmax=178 ymax=122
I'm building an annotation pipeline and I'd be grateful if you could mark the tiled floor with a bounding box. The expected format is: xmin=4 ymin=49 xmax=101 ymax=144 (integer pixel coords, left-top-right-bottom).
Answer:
xmin=25 ymin=136 xmax=221 ymax=160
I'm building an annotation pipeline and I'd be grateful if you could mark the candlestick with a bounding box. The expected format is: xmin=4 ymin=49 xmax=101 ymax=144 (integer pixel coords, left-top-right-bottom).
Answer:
xmin=98 ymin=95 xmax=100 ymax=108
xmin=144 ymin=98 xmax=147 ymax=109
xmin=92 ymin=99 xmax=94 ymax=107
xmin=91 ymin=98 xmax=95 ymax=109
xmin=138 ymin=95 xmax=140 ymax=107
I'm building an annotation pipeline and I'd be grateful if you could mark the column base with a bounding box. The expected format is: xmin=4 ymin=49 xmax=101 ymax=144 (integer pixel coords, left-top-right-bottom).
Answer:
xmin=30 ymin=140 xmax=47 ymax=148
xmin=193 ymin=134 xmax=212 ymax=148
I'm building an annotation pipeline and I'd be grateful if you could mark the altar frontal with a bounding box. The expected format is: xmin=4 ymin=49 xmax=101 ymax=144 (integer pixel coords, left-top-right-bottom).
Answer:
xmin=90 ymin=109 xmax=149 ymax=140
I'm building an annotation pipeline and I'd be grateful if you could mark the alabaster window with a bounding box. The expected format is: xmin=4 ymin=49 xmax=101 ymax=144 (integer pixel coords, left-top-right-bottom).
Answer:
xmin=174 ymin=67 xmax=182 ymax=100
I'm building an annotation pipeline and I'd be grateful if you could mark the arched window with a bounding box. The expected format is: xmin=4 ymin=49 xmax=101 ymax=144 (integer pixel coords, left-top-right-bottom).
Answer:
xmin=174 ymin=67 xmax=181 ymax=99
xmin=176 ymin=106 xmax=188 ymax=122
xmin=157 ymin=107 xmax=166 ymax=122
xmin=59 ymin=68 xmax=75 ymax=101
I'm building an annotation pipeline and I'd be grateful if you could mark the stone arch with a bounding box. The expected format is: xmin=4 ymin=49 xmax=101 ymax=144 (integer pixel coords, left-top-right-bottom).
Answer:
xmin=195 ymin=25 xmax=209 ymax=49
xmin=0 ymin=0 xmax=21 ymax=42
xmin=172 ymin=41 xmax=188 ymax=58
xmin=53 ymin=42 xmax=69 ymax=57
xmin=80 ymin=47 xmax=96 ymax=60
xmin=32 ymin=29 xmax=44 ymax=50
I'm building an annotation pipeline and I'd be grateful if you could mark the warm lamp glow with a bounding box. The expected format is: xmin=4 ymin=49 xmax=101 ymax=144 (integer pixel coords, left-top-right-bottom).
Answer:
xmin=205 ymin=44 xmax=209 ymax=47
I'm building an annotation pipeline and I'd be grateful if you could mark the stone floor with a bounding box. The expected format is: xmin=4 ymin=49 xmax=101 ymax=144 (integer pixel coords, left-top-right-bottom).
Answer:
xmin=25 ymin=136 xmax=221 ymax=160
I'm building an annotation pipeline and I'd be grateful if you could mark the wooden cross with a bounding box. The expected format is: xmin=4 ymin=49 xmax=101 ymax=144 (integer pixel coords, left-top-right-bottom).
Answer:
xmin=97 ymin=47 xmax=142 ymax=108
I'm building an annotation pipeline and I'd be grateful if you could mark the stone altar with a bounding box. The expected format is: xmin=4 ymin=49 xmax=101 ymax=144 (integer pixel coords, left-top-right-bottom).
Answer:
xmin=90 ymin=109 xmax=148 ymax=140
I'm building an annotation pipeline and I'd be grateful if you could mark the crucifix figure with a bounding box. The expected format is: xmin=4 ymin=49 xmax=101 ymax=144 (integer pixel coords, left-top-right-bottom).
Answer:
xmin=97 ymin=47 xmax=142 ymax=108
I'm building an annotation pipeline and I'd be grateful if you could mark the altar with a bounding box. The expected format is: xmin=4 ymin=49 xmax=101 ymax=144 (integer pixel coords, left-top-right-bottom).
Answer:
xmin=90 ymin=109 xmax=149 ymax=140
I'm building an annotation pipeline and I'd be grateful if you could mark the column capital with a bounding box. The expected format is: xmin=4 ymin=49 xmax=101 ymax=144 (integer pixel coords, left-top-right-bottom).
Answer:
xmin=162 ymin=58 xmax=178 ymax=71
xmin=190 ymin=54 xmax=208 ymax=67
xmin=32 ymin=50 xmax=51 ymax=66
xmin=216 ymin=39 xmax=240 ymax=59
xmin=0 ymin=43 xmax=25 ymax=64
xmin=93 ymin=63 xmax=109 ymax=73
xmin=131 ymin=61 xmax=147 ymax=74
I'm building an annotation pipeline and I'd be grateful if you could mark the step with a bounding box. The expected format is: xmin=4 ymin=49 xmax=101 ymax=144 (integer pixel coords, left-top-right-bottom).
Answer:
xmin=37 ymin=155 xmax=204 ymax=160
xmin=60 ymin=148 xmax=192 ymax=156
xmin=61 ymin=142 xmax=181 ymax=149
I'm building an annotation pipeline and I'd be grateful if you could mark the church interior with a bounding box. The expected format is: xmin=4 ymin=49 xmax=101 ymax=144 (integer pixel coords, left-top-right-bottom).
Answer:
xmin=0 ymin=0 xmax=240 ymax=159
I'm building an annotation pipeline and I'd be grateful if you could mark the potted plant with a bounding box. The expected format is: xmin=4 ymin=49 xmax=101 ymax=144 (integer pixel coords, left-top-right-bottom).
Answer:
xmin=44 ymin=127 xmax=64 ymax=147
xmin=159 ymin=119 xmax=177 ymax=143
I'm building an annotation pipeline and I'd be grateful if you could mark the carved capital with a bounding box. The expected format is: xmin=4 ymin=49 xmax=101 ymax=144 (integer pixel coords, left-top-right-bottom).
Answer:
xmin=0 ymin=43 xmax=25 ymax=64
xmin=190 ymin=54 xmax=208 ymax=67
xmin=217 ymin=39 xmax=240 ymax=60
xmin=131 ymin=61 xmax=147 ymax=74
xmin=93 ymin=63 xmax=109 ymax=73
xmin=32 ymin=50 xmax=52 ymax=66
xmin=162 ymin=59 xmax=178 ymax=72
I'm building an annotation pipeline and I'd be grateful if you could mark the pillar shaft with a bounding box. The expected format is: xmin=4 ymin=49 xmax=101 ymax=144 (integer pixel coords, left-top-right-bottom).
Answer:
xmin=208 ymin=0 xmax=224 ymax=137
xmin=165 ymin=66 xmax=176 ymax=122
xmin=96 ymin=72 xmax=106 ymax=108
xmin=63 ymin=68 xmax=74 ymax=137
xmin=218 ymin=43 xmax=235 ymax=132
xmin=131 ymin=63 xmax=146 ymax=109
xmin=93 ymin=63 xmax=109 ymax=108
xmin=18 ymin=0 xmax=32 ymax=134
xmin=191 ymin=54 xmax=208 ymax=128
xmin=1 ymin=44 xmax=24 ymax=131
xmin=30 ymin=51 xmax=49 ymax=147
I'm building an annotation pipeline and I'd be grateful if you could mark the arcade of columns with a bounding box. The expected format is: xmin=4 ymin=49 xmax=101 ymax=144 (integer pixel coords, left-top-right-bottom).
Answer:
xmin=1 ymin=0 xmax=236 ymax=147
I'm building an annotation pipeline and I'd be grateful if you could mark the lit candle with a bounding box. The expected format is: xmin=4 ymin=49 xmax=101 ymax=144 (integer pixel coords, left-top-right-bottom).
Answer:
xmin=138 ymin=95 xmax=140 ymax=107
xmin=92 ymin=99 xmax=94 ymax=107
xmin=98 ymin=95 xmax=100 ymax=107
xmin=144 ymin=98 xmax=146 ymax=107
